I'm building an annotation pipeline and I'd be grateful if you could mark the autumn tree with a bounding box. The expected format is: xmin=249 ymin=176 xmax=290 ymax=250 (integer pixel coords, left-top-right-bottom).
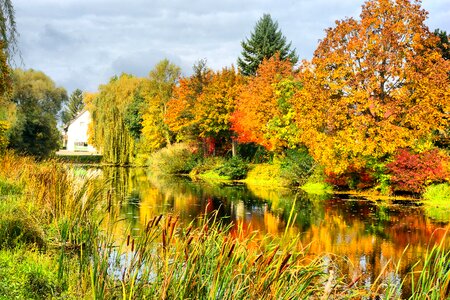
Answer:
xmin=238 ymin=14 xmax=298 ymax=76
xmin=292 ymin=0 xmax=450 ymax=173
xmin=139 ymin=59 xmax=181 ymax=152
xmin=232 ymin=55 xmax=299 ymax=152
xmin=88 ymin=74 xmax=142 ymax=165
xmin=8 ymin=69 xmax=68 ymax=158
xmin=192 ymin=66 xmax=243 ymax=154
xmin=165 ymin=60 xmax=212 ymax=142
xmin=61 ymin=89 xmax=84 ymax=127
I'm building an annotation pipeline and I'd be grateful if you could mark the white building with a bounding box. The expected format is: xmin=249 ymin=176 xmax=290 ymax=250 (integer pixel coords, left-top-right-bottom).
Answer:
xmin=65 ymin=110 xmax=97 ymax=152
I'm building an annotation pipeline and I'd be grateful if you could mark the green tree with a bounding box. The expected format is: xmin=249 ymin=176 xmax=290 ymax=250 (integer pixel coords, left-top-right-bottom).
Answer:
xmin=237 ymin=14 xmax=298 ymax=76
xmin=434 ymin=29 xmax=450 ymax=60
xmin=61 ymin=89 xmax=84 ymax=127
xmin=8 ymin=69 xmax=68 ymax=158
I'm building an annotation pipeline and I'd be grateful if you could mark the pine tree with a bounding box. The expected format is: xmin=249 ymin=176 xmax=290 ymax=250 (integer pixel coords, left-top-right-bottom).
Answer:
xmin=62 ymin=89 xmax=85 ymax=127
xmin=237 ymin=14 xmax=298 ymax=76
xmin=434 ymin=29 xmax=450 ymax=60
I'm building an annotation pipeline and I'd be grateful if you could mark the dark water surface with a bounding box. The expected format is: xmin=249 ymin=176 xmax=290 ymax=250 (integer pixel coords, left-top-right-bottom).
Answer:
xmin=91 ymin=167 xmax=449 ymax=297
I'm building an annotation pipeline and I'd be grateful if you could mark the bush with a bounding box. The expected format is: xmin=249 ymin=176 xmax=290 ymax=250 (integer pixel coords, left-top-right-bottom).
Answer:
xmin=387 ymin=149 xmax=449 ymax=193
xmin=325 ymin=166 xmax=375 ymax=190
xmin=0 ymin=204 xmax=45 ymax=249
xmin=149 ymin=143 xmax=198 ymax=174
xmin=280 ymin=148 xmax=315 ymax=186
xmin=215 ymin=156 xmax=249 ymax=180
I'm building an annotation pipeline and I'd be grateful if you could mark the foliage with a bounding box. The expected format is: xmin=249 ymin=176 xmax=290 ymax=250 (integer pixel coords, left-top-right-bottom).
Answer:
xmin=8 ymin=69 xmax=68 ymax=158
xmin=0 ymin=201 xmax=45 ymax=249
xmin=61 ymin=89 xmax=84 ymax=127
xmin=148 ymin=143 xmax=198 ymax=174
xmin=386 ymin=149 xmax=449 ymax=193
xmin=0 ymin=0 xmax=18 ymax=59
xmin=279 ymin=148 xmax=316 ymax=186
xmin=238 ymin=14 xmax=298 ymax=76
xmin=232 ymin=55 xmax=298 ymax=152
xmin=0 ymin=249 xmax=60 ymax=299
xmin=215 ymin=156 xmax=249 ymax=180
xmin=434 ymin=28 xmax=450 ymax=60
xmin=292 ymin=0 xmax=450 ymax=174
xmin=87 ymin=74 xmax=142 ymax=165
xmin=140 ymin=59 xmax=181 ymax=151
xmin=165 ymin=59 xmax=212 ymax=142
xmin=325 ymin=166 xmax=376 ymax=190
xmin=244 ymin=163 xmax=289 ymax=187
xmin=124 ymin=90 xmax=145 ymax=139
xmin=422 ymin=183 xmax=450 ymax=222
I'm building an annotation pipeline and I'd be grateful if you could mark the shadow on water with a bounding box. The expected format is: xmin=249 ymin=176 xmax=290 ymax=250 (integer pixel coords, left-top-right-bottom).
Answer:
xmin=86 ymin=166 xmax=449 ymax=298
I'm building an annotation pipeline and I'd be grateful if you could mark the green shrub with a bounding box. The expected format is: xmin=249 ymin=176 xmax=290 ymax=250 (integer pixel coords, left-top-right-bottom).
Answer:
xmin=245 ymin=162 xmax=288 ymax=186
xmin=215 ymin=156 xmax=249 ymax=180
xmin=0 ymin=204 xmax=45 ymax=249
xmin=149 ymin=143 xmax=198 ymax=174
xmin=280 ymin=148 xmax=315 ymax=186
xmin=190 ymin=156 xmax=226 ymax=176
xmin=422 ymin=183 xmax=450 ymax=222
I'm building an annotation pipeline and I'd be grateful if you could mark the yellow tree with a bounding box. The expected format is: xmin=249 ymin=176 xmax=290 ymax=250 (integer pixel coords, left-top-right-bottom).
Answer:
xmin=140 ymin=59 xmax=181 ymax=152
xmin=292 ymin=0 xmax=450 ymax=173
xmin=193 ymin=66 xmax=243 ymax=153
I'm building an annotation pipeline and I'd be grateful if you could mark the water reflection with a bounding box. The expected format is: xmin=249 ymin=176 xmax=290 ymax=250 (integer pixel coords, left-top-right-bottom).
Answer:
xmin=92 ymin=167 xmax=448 ymax=297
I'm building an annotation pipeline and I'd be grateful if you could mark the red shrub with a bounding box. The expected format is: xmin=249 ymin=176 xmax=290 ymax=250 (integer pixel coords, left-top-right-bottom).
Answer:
xmin=386 ymin=149 xmax=449 ymax=193
xmin=326 ymin=166 xmax=375 ymax=190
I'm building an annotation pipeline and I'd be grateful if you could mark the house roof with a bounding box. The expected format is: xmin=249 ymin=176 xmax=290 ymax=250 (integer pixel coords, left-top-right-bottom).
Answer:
xmin=64 ymin=109 xmax=89 ymax=131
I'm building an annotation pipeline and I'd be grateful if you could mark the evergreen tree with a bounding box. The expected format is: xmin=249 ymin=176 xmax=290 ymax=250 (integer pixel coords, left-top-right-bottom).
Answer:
xmin=238 ymin=14 xmax=298 ymax=76
xmin=61 ymin=89 xmax=84 ymax=127
xmin=434 ymin=29 xmax=449 ymax=60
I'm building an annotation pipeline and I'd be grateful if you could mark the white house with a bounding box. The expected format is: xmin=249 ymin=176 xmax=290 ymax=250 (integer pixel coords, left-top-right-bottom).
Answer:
xmin=65 ymin=110 xmax=97 ymax=152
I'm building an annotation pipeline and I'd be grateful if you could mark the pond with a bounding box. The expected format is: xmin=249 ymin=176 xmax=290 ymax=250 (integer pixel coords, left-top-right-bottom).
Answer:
xmin=89 ymin=167 xmax=449 ymax=297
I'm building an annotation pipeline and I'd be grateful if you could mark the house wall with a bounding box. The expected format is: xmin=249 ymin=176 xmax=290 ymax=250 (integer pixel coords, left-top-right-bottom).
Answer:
xmin=66 ymin=111 xmax=97 ymax=152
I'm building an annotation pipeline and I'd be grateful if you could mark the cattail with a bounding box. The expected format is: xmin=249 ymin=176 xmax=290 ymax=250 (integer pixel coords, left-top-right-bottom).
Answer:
xmin=155 ymin=214 xmax=163 ymax=227
xmin=185 ymin=225 xmax=193 ymax=237
xmin=265 ymin=245 xmax=279 ymax=267
xmin=252 ymin=254 xmax=263 ymax=266
xmin=162 ymin=229 xmax=166 ymax=250
xmin=186 ymin=236 xmax=194 ymax=246
xmin=131 ymin=239 xmax=135 ymax=252
xmin=126 ymin=234 xmax=130 ymax=246
xmin=227 ymin=243 xmax=236 ymax=258
xmin=278 ymin=253 xmax=292 ymax=274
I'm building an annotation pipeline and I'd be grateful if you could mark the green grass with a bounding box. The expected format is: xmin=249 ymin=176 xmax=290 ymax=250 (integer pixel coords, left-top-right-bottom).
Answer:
xmin=300 ymin=182 xmax=333 ymax=195
xmin=422 ymin=183 xmax=450 ymax=222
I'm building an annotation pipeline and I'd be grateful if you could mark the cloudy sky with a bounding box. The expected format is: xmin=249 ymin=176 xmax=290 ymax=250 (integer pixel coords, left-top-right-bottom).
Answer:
xmin=13 ymin=0 xmax=450 ymax=94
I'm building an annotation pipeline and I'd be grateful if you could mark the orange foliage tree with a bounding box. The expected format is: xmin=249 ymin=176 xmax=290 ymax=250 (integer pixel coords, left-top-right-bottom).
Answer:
xmin=292 ymin=0 xmax=450 ymax=173
xmin=165 ymin=60 xmax=212 ymax=142
xmin=231 ymin=55 xmax=300 ymax=152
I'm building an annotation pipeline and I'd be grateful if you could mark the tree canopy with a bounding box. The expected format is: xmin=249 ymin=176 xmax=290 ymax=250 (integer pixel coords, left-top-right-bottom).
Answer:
xmin=61 ymin=89 xmax=85 ymax=128
xmin=8 ymin=69 xmax=68 ymax=158
xmin=291 ymin=0 xmax=450 ymax=173
xmin=238 ymin=14 xmax=298 ymax=76
xmin=140 ymin=59 xmax=181 ymax=151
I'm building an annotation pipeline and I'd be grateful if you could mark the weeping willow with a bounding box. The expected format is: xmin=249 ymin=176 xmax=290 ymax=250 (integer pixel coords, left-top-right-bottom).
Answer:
xmin=88 ymin=74 xmax=142 ymax=165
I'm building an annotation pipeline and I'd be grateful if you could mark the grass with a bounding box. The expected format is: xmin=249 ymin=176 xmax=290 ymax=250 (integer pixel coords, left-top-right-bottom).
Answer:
xmin=422 ymin=183 xmax=450 ymax=222
xmin=300 ymin=182 xmax=332 ymax=195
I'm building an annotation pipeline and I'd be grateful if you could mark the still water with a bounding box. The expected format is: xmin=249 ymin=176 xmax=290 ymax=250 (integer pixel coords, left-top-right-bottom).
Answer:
xmin=92 ymin=167 xmax=449 ymax=296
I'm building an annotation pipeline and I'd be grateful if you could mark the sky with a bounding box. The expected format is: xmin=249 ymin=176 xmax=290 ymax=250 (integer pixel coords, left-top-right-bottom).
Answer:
xmin=13 ymin=0 xmax=450 ymax=94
